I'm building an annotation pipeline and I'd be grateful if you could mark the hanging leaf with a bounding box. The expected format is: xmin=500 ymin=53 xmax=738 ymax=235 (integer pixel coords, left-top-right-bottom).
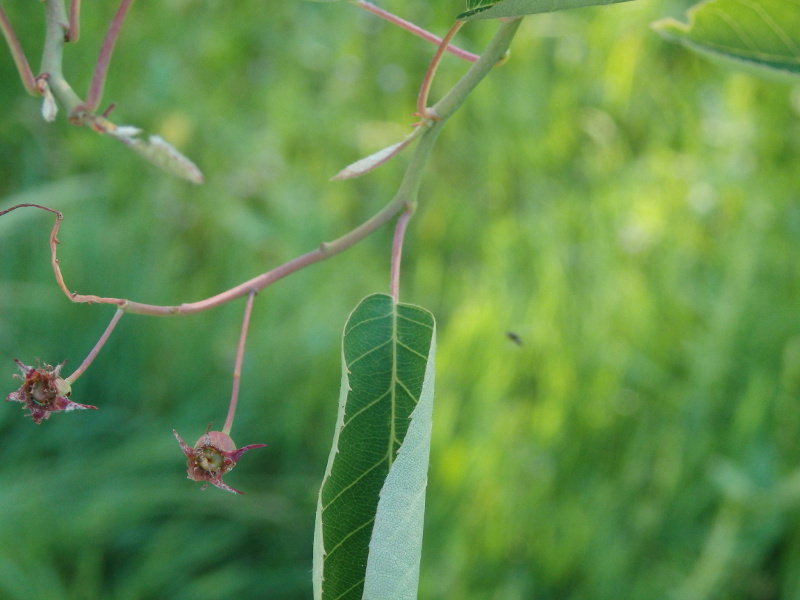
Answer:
xmin=458 ymin=0 xmax=633 ymax=22
xmin=313 ymin=293 xmax=436 ymax=600
xmin=107 ymin=129 xmax=204 ymax=184
xmin=652 ymin=0 xmax=800 ymax=82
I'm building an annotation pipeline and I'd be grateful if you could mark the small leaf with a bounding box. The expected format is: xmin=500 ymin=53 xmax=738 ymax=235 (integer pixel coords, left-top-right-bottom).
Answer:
xmin=108 ymin=130 xmax=204 ymax=184
xmin=331 ymin=137 xmax=415 ymax=181
xmin=652 ymin=0 xmax=800 ymax=82
xmin=458 ymin=0 xmax=634 ymax=21
xmin=40 ymin=83 xmax=57 ymax=123
xmin=313 ymin=294 xmax=436 ymax=600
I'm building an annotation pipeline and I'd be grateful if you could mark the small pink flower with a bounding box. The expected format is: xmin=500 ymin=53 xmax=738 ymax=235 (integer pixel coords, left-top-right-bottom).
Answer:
xmin=6 ymin=359 xmax=97 ymax=424
xmin=173 ymin=428 xmax=266 ymax=495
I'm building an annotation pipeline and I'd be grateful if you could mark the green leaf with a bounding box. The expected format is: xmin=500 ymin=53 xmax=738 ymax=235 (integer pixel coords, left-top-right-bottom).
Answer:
xmin=313 ymin=293 xmax=436 ymax=600
xmin=108 ymin=130 xmax=204 ymax=184
xmin=458 ymin=0 xmax=634 ymax=22
xmin=652 ymin=0 xmax=800 ymax=82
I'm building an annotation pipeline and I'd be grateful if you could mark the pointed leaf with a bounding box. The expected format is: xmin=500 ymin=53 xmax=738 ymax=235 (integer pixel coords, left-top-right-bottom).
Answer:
xmin=458 ymin=0 xmax=634 ymax=21
xmin=313 ymin=293 xmax=436 ymax=600
xmin=331 ymin=130 xmax=421 ymax=180
xmin=108 ymin=131 xmax=204 ymax=184
xmin=652 ymin=0 xmax=800 ymax=82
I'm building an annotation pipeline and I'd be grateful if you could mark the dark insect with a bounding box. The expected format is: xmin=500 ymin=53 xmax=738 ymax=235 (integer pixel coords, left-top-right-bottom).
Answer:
xmin=506 ymin=331 xmax=523 ymax=346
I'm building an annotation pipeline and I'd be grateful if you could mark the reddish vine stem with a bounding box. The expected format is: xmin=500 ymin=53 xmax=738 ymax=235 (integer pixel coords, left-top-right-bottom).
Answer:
xmin=0 ymin=7 xmax=39 ymax=95
xmin=0 ymin=18 xmax=523 ymax=319
xmin=223 ymin=290 xmax=257 ymax=436
xmin=417 ymin=21 xmax=465 ymax=119
xmin=68 ymin=0 xmax=81 ymax=42
xmin=65 ymin=307 xmax=124 ymax=384
xmin=0 ymin=203 xmax=61 ymax=220
xmin=354 ymin=0 xmax=478 ymax=64
xmin=390 ymin=205 xmax=415 ymax=302
xmin=83 ymin=0 xmax=135 ymax=113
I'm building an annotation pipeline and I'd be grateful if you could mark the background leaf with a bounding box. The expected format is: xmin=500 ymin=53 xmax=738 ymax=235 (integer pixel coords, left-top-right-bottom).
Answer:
xmin=458 ymin=0 xmax=634 ymax=22
xmin=652 ymin=0 xmax=800 ymax=82
xmin=313 ymin=294 xmax=436 ymax=600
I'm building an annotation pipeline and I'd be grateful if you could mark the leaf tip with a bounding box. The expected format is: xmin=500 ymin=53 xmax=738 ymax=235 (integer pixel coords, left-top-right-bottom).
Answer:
xmin=331 ymin=138 xmax=413 ymax=180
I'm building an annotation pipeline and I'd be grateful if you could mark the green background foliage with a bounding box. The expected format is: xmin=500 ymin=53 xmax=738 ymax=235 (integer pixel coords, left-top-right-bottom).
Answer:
xmin=1 ymin=0 xmax=800 ymax=598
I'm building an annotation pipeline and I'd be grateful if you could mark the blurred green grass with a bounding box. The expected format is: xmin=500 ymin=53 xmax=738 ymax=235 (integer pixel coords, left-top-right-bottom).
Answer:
xmin=1 ymin=0 xmax=800 ymax=598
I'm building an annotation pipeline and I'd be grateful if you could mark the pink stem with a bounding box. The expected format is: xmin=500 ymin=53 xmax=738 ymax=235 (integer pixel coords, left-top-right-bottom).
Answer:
xmin=84 ymin=0 xmax=134 ymax=112
xmin=390 ymin=206 xmax=414 ymax=302
xmin=222 ymin=290 xmax=257 ymax=436
xmin=68 ymin=0 xmax=81 ymax=42
xmin=65 ymin=308 xmax=125 ymax=384
xmin=354 ymin=1 xmax=478 ymax=63
xmin=417 ymin=21 xmax=464 ymax=118
xmin=0 ymin=7 xmax=39 ymax=95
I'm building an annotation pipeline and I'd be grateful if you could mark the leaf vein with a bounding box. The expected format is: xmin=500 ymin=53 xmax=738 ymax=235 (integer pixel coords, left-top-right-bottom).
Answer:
xmin=322 ymin=456 xmax=390 ymax=511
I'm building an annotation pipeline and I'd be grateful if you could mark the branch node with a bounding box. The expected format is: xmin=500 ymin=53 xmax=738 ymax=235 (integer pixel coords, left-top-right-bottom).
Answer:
xmin=495 ymin=49 xmax=511 ymax=67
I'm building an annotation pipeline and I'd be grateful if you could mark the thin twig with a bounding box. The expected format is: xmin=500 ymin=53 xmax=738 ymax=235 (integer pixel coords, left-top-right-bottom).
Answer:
xmin=84 ymin=0 xmax=135 ymax=112
xmin=417 ymin=21 xmax=464 ymax=118
xmin=223 ymin=291 xmax=257 ymax=436
xmin=390 ymin=205 xmax=415 ymax=302
xmin=68 ymin=0 xmax=81 ymax=42
xmin=65 ymin=308 xmax=125 ymax=384
xmin=41 ymin=0 xmax=85 ymax=114
xmin=44 ymin=207 xmax=126 ymax=306
xmin=0 ymin=7 xmax=40 ymax=95
xmin=353 ymin=0 xmax=478 ymax=63
xmin=0 ymin=19 xmax=524 ymax=319
xmin=0 ymin=203 xmax=61 ymax=219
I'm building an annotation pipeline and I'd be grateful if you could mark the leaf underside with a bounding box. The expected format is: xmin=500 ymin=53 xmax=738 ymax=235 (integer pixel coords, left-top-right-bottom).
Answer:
xmin=313 ymin=293 xmax=436 ymax=600
xmin=652 ymin=0 xmax=800 ymax=82
xmin=458 ymin=0 xmax=634 ymax=21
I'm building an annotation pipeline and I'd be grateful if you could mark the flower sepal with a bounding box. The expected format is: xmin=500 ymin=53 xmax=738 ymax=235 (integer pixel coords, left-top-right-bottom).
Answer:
xmin=6 ymin=359 xmax=97 ymax=424
xmin=174 ymin=428 xmax=266 ymax=495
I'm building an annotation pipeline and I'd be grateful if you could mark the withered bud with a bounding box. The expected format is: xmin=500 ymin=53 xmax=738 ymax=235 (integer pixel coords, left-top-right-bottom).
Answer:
xmin=173 ymin=428 xmax=266 ymax=494
xmin=6 ymin=360 xmax=97 ymax=424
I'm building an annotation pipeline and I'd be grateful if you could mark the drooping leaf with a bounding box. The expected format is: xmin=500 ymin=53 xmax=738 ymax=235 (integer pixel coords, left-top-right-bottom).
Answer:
xmin=458 ymin=0 xmax=634 ymax=22
xmin=313 ymin=293 xmax=436 ymax=600
xmin=107 ymin=129 xmax=204 ymax=184
xmin=652 ymin=0 xmax=800 ymax=82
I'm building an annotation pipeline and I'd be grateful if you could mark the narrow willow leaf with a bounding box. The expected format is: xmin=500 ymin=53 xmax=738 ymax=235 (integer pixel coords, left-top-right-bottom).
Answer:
xmin=652 ymin=0 xmax=800 ymax=82
xmin=107 ymin=129 xmax=204 ymax=184
xmin=331 ymin=135 xmax=416 ymax=181
xmin=314 ymin=293 xmax=436 ymax=600
xmin=459 ymin=0 xmax=633 ymax=21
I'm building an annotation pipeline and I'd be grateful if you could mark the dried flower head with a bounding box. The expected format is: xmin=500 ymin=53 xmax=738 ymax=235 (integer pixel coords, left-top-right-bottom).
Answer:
xmin=173 ymin=428 xmax=266 ymax=495
xmin=6 ymin=359 xmax=97 ymax=424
